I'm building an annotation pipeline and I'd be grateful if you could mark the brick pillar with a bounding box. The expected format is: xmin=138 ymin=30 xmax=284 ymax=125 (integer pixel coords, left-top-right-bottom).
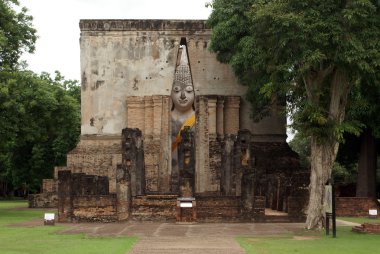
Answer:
xmin=116 ymin=164 xmax=131 ymax=221
xmin=144 ymin=96 xmax=153 ymax=137
xmin=122 ymin=128 xmax=145 ymax=197
xmin=126 ymin=97 xmax=145 ymax=134
xmin=221 ymin=135 xmax=235 ymax=195
xmin=152 ymin=96 xmax=163 ymax=138
xmin=224 ymin=96 xmax=240 ymax=135
xmin=195 ymin=96 xmax=209 ymax=193
xmin=57 ymin=170 xmax=73 ymax=222
xmin=216 ymin=96 xmax=224 ymax=136
xmin=207 ymin=96 xmax=217 ymax=137
xmin=159 ymin=96 xmax=171 ymax=193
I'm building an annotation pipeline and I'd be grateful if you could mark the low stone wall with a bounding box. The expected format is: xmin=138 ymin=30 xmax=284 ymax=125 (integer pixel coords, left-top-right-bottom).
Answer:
xmin=71 ymin=195 xmax=117 ymax=222
xmin=336 ymin=197 xmax=379 ymax=217
xmin=287 ymin=196 xmax=308 ymax=218
xmin=196 ymin=196 xmax=241 ymax=222
xmin=353 ymin=223 xmax=380 ymax=233
xmin=28 ymin=179 xmax=58 ymax=208
xmin=362 ymin=223 xmax=380 ymax=233
xmin=132 ymin=195 xmax=178 ymax=221
xmin=28 ymin=193 xmax=57 ymax=208
xmin=58 ymin=170 xmax=118 ymax=222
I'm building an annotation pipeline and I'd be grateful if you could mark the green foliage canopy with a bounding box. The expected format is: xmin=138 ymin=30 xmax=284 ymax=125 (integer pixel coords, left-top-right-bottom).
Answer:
xmin=0 ymin=1 xmax=80 ymax=195
xmin=207 ymin=0 xmax=380 ymax=140
xmin=0 ymin=0 xmax=37 ymax=70
xmin=0 ymin=71 xmax=80 ymax=194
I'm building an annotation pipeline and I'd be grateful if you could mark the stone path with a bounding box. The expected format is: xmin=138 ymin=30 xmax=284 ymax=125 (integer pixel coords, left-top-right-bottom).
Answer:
xmin=12 ymin=219 xmax=359 ymax=253
xmin=59 ymin=222 xmax=305 ymax=254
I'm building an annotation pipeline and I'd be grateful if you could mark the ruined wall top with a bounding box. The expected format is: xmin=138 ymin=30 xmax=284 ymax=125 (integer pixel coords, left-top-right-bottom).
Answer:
xmin=79 ymin=19 xmax=209 ymax=32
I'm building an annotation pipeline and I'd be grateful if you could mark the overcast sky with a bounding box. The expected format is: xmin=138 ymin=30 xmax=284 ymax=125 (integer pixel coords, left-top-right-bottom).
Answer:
xmin=19 ymin=0 xmax=212 ymax=81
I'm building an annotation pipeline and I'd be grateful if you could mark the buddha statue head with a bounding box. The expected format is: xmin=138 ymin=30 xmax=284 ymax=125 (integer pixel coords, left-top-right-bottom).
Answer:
xmin=171 ymin=45 xmax=194 ymax=113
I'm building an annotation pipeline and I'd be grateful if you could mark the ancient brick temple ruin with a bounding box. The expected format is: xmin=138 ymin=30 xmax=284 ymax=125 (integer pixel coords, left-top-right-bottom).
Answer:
xmin=30 ymin=20 xmax=309 ymax=222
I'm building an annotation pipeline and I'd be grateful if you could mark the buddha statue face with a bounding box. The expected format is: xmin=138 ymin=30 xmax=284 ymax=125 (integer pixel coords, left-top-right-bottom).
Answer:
xmin=171 ymin=80 xmax=194 ymax=113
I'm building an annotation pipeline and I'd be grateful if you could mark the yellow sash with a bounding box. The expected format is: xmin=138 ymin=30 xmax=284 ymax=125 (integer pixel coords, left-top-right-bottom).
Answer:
xmin=171 ymin=113 xmax=196 ymax=152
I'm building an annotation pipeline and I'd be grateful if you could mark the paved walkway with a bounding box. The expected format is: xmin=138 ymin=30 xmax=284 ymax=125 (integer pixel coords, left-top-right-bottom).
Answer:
xmin=59 ymin=222 xmax=306 ymax=254
xmin=15 ymin=219 xmax=359 ymax=253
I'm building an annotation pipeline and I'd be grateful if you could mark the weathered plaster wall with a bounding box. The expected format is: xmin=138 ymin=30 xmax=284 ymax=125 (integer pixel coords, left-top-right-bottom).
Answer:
xmin=79 ymin=20 xmax=285 ymax=137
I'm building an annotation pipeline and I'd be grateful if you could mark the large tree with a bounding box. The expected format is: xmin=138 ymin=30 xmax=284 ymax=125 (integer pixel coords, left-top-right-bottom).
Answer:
xmin=207 ymin=0 xmax=380 ymax=229
xmin=0 ymin=1 xmax=80 ymax=196
xmin=0 ymin=71 xmax=80 ymax=196
xmin=0 ymin=0 xmax=37 ymax=69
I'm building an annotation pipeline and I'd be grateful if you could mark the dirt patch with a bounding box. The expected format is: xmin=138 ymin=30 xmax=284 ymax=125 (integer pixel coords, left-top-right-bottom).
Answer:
xmin=293 ymin=236 xmax=320 ymax=241
xmin=8 ymin=218 xmax=46 ymax=228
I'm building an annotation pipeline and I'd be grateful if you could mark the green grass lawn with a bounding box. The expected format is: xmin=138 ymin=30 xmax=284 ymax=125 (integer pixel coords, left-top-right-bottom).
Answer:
xmin=0 ymin=201 xmax=137 ymax=254
xmin=338 ymin=216 xmax=380 ymax=224
xmin=237 ymin=226 xmax=380 ymax=254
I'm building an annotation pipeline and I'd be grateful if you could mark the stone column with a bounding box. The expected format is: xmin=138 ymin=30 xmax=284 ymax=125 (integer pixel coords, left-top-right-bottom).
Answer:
xmin=207 ymin=96 xmax=217 ymax=137
xmin=221 ymin=135 xmax=235 ymax=195
xmin=126 ymin=97 xmax=145 ymax=134
xmin=216 ymin=96 xmax=224 ymax=136
xmin=121 ymin=128 xmax=145 ymax=197
xmin=116 ymin=164 xmax=131 ymax=221
xmin=57 ymin=170 xmax=73 ymax=222
xmin=224 ymin=96 xmax=240 ymax=135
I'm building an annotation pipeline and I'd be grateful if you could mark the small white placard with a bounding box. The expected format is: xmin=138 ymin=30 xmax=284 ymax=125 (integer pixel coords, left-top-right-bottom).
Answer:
xmin=324 ymin=185 xmax=332 ymax=214
xmin=180 ymin=202 xmax=193 ymax=208
xmin=369 ymin=209 xmax=378 ymax=216
xmin=44 ymin=213 xmax=55 ymax=221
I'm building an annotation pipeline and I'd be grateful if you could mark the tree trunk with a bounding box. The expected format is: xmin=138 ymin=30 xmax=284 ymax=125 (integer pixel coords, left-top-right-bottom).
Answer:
xmin=305 ymin=68 xmax=349 ymax=229
xmin=306 ymin=137 xmax=339 ymax=229
xmin=356 ymin=129 xmax=377 ymax=197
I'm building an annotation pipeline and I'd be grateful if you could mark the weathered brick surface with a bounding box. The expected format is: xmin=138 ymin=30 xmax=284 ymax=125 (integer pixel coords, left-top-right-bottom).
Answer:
xmin=336 ymin=197 xmax=379 ymax=217
xmin=67 ymin=137 xmax=122 ymax=193
xmin=28 ymin=193 xmax=58 ymax=208
xmin=28 ymin=179 xmax=58 ymax=208
xmin=57 ymin=170 xmax=118 ymax=222
xmin=72 ymin=195 xmax=117 ymax=222
xmin=132 ymin=195 xmax=178 ymax=221
xmin=42 ymin=179 xmax=56 ymax=193
xmin=353 ymin=223 xmax=380 ymax=234
xmin=196 ymin=196 xmax=241 ymax=222
xmin=209 ymin=137 xmax=222 ymax=192
xmin=287 ymin=196 xmax=308 ymax=218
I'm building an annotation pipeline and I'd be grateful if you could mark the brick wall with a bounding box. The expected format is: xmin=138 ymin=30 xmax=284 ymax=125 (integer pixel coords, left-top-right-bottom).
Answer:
xmin=28 ymin=193 xmax=57 ymax=208
xmin=196 ymin=196 xmax=241 ymax=222
xmin=131 ymin=195 xmax=178 ymax=221
xmin=57 ymin=170 xmax=118 ymax=222
xmin=336 ymin=197 xmax=379 ymax=217
xmin=72 ymin=195 xmax=117 ymax=222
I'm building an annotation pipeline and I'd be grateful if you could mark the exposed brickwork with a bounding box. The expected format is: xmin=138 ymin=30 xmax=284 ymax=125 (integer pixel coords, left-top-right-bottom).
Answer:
xmin=67 ymin=137 xmax=122 ymax=193
xmin=196 ymin=196 xmax=241 ymax=222
xmin=132 ymin=195 xmax=178 ymax=221
xmin=28 ymin=192 xmax=57 ymax=208
xmin=72 ymin=195 xmax=117 ymax=222
xmin=209 ymin=137 xmax=222 ymax=192
xmin=336 ymin=197 xmax=379 ymax=217
xmin=29 ymin=179 xmax=58 ymax=208
xmin=57 ymin=170 xmax=117 ymax=222
xmin=353 ymin=223 xmax=380 ymax=234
